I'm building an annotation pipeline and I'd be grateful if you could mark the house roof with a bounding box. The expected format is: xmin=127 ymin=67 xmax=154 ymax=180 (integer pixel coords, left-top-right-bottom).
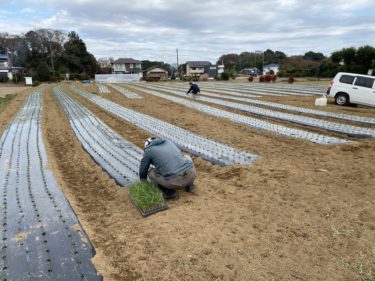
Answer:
xmin=264 ymin=63 xmax=280 ymax=68
xmin=186 ymin=61 xmax=212 ymax=67
xmin=0 ymin=67 xmax=24 ymax=72
xmin=241 ymin=67 xmax=258 ymax=71
xmin=144 ymin=66 xmax=167 ymax=73
xmin=113 ymin=58 xmax=141 ymax=64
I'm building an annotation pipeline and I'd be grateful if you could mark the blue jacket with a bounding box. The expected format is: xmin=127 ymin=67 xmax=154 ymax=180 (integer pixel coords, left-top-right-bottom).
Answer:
xmin=139 ymin=139 xmax=193 ymax=180
xmin=187 ymin=83 xmax=200 ymax=94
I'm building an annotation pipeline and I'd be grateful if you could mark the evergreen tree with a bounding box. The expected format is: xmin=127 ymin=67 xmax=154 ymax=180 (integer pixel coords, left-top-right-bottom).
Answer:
xmin=35 ymin=61 xmax=50 ymax=81
xmin=303 ymin=51 xmax=325 ymax=61
xmin=62 ymin=31 xmax=98 ymax=77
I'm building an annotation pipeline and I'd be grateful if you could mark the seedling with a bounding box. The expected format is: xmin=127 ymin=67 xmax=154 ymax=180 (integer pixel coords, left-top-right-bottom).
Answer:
xmin=128 ymin=181 xmax=168 ymax=217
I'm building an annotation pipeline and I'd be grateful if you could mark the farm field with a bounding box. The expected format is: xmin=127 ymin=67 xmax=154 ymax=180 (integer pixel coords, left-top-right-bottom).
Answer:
xmin=0 ymin=85 xmax=29 ymax=97
xmin=1 ymin=81 xmax=375 ymax=280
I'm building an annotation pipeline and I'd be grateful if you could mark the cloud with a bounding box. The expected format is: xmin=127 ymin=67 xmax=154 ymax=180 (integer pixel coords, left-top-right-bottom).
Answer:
xmin=20 ymin=7 xmax=35 ymax=13
xmin=1 ymin=0 xmax=375 ymax=63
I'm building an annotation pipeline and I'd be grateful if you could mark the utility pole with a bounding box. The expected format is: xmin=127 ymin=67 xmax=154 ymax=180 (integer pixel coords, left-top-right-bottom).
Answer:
xmin=176 ymin=48 xmax=179 ymax=78
xmin=255 ymin=50 xmax=264 ymax=75
xmin=49 ymin=40 xmax=55 ymax=80
xmin=262 ymin=52 xmax=264 ymax=75
xmin=254 ymin=55 xmax=257 ymax=71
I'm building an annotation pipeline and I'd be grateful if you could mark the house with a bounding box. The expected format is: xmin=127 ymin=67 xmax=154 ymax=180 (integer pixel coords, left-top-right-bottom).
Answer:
xmin=143 ymin=66 xmax=168 ymax=81
xmin=97 ymin=57 xmax=114 ymax=74
xmin=0 ymin=54 xmax=23 ymax=82
xmin=263 ymin=63 xmax=280 ymax=75
xmin=0 ymin=54 xmax=11 ymax=81
xmin=112 ymin=58 xmax=142 ymax=74
xmin=186 ymin=61 xmax=225 ymax=79
xmin=239 ymin=67 xmax=260 ymax=76
xmin=217 ymin=64 xmax=225 ymax=76
xmin=186 ymin=61 xmax=213 ymax=78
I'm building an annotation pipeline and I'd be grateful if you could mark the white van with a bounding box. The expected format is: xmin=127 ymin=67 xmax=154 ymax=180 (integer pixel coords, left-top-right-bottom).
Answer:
xmin=327 ymin=72 xmax=375 ymax=107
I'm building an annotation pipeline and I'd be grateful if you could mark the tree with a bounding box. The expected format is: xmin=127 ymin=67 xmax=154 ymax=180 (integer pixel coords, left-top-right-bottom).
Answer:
xmin=329 ymin=45 xmax=375 ymax=75
xmin=221 ymin=72 xmax=229 ymax=80
xmin=0 ymin=33 xmax=25 ymax=65
xmin=178 ymin=62 xmax=187 ymax=76
xmin=17 ymin=29 xmax=66 ymax=75
xmin=263 ymin=49 xmax=275 ymax=65
xmin=303 ymin=51 xmax=325 ymax=61
xmin=1 ymin=29 xmax=99 ymax=81
xmin=278 ymin=56 xmax=319 ymax=77
xmin=318 ymin=59 xmax=337 ymax=77
xmin=217 ymin=53 xmax=238 ymax=71
xmin=236 ymin=52 xmax=254 ymax=71
xmin=341 ymin=47 xmax=356 ymax=65
xmin=228 ymin=66 xmax=237 ymax=79
xmin=62 ymin=31 xmax=98 ymax=78
xmin=217 ymin=50 xmax=287 ymax=72
xmin=35 ymin=61 xmax=50 ymax=81
xmin=274 ymin=51 xmax=287 ymax=61
xmin=263 ymin=49 xmax=287 ymax=65
xmin=0 ymin=33 xmax=6 ymax=53
xmin=356 ymin=45 xmax=375 ymax=73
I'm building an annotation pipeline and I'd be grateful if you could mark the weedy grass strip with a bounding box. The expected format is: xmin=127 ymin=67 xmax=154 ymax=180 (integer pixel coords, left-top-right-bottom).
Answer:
xmin=0 ymin=94 xmax=17 ymax=113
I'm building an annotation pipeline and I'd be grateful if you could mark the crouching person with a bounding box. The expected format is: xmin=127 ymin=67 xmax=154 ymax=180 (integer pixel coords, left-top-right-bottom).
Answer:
xmin=139 ymin=137 xmax=196 ymax=199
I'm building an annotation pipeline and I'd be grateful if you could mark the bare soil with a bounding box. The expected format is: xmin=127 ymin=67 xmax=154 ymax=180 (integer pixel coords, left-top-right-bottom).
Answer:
xmin=0 ymin=87 xmax=31 ymax=132
xmin=2 ymin=82 xmax=375 ymax=280
xmin=0 ymin=85 xmax=30 ymax=97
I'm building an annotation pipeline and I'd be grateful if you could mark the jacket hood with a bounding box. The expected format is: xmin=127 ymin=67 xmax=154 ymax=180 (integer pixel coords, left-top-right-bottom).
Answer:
xmin=144 ymin=139 xmax=165 ymax=150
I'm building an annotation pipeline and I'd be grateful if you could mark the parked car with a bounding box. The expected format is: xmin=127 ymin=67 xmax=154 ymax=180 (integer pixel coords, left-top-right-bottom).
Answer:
xmin=327 ymin=72 xmax=375 ymax=107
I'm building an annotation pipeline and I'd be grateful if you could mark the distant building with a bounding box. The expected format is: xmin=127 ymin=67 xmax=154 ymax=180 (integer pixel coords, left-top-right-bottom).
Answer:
xmin=0 ymin=54 xmax=10 ymax=67
xmin=0 ymin=54 xmax=11 ymax=81
xmin=186 ymin=61 xmax=211 ymax=78
xmin=0 ymin=54 xmax=24 ymax=82
xmin=112 ymin=58 xmax=142 ymax=74
xmin=217 ymin=64 xmax=224 ymax=76
xmin=240 ymin=67 xmax=260 ymax=76
xmin=98 ymin=58 xmax=113 ymax=68
xmin=263 ymin=63 xmax=280 ymax=75
xmin=143 ymin=66 xmax=168 ymax=81
xmin=98 ymin=57 xmax=114 ymax=74
xmin=186 ymin=61 xmax=223 ymax=78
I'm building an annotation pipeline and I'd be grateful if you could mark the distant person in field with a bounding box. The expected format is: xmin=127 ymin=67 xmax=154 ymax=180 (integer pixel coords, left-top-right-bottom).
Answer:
xmin=139 ymin=137 xmax=196 ymax=200
xmin=186 ymin=82 xmax=200 ymax=95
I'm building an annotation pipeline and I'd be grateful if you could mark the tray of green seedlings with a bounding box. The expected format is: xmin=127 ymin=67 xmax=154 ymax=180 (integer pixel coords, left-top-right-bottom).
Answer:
xmin=128 ymin=181 xmax=169 ymax=217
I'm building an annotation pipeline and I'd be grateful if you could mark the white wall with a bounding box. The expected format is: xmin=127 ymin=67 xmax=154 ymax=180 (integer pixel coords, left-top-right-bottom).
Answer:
xmin=186 ymin=65 xmax=205 ymax=76
xmin=113 ymin=64 xmax=126 ymax=72
xmin=95 ymin=73 xmax=143 ymax=83
xmin=263 ymin=66 xmax=279 ymax=75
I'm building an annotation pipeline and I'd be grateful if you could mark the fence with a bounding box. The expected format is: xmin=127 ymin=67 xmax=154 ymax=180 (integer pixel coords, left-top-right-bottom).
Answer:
xmin=95 ymin=73 xmax=143 ymax=83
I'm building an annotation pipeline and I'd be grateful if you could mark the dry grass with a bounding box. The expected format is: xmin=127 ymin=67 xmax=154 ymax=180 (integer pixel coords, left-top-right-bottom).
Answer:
xmin=0 ymin=94 xmax=17 ymax=113
xmin=0 ymin=86 xmax=29 ymax=97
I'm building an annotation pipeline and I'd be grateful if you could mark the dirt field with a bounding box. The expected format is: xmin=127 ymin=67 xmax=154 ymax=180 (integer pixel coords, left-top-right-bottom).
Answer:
xmin=0 ymin=85 xmax=30 ymax=97
xmin=0 ymin=87 xmax=30 ymax=130
xmin=2 ymin=82 xmax=375 ymax=281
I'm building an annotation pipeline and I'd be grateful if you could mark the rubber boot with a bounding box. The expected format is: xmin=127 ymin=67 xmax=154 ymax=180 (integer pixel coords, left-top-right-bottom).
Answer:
xmin=185 ymin=184 xmax=195 ymax=193
xmin=158 ymin=185 xmax=179 ymax=200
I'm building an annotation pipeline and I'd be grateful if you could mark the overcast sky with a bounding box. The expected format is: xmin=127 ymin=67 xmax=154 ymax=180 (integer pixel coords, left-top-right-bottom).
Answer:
xmin=1 ymin=0 xmax=375 ymax=64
